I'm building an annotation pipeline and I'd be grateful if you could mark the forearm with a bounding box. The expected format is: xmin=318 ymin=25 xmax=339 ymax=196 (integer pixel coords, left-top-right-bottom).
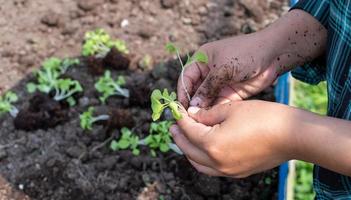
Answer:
xmin=286 ymin=108 xmax=351 ymax=176
xmin=257 ymin=9 xmax=328 ymax=74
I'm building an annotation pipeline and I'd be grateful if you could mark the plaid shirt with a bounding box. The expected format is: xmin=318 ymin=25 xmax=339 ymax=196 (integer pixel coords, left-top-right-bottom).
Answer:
xmin=292 ymin=0 xmax=351 ymax=199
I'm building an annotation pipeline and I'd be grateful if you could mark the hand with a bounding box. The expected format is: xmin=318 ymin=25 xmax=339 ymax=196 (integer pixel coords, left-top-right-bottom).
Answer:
xmin=170 ymin=101 xmax=294 ymax=177
xmin=178 ymin=35 xmax=279 ymax=108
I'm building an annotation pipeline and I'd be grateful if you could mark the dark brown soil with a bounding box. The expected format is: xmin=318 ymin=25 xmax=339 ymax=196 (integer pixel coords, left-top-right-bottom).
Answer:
xmin=0 ymin=56 xmax=279 ymax=200
xmin=103 ymin=48 xmax=131 ymax=71
xmin=14 ymin=93 xmax=69 ymax=131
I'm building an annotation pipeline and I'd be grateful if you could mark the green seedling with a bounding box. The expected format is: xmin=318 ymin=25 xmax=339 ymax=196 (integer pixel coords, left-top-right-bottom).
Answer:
xmin=151 ymin=89 xmax=182 ymax=121
xmin=53 ymin=79 xmax=83 ymax=106
xmin=82 ymin=29 xmax=129 ymax=58
xmin=110 ymin=127 xmax=141 ymax=156
xmin=95 ymin=70 xmax=129 ymax=103
xmin=144 ymin=121 xmax=182 ymax=156
xmin=0 ymin=91 xmax=19 ymax=117
xmin=26 ymin=57 xmax=80 ymax=93
xmin=165 ymin=42 xmax=208 ymax=101
xmin=80 ymin=107 xmax=110 ymax=131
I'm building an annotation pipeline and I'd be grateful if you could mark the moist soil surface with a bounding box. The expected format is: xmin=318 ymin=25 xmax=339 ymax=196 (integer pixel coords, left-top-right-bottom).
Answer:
xmin=0 ymin=0 xmax=288 ymax=199
xmin=0 ymin=56 xmax=278 ymax=200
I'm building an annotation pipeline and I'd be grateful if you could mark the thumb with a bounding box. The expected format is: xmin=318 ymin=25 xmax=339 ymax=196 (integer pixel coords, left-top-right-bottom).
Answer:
xmin=190 ymin=64 xmax=237 ymax=108
xmin=187 ymin=103 xmax=230 ymax=126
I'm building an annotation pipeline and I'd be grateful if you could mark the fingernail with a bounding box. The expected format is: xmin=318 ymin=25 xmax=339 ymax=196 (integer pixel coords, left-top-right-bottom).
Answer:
xmin=188 ymin=106 xmax=200 ymax=114
xmin=190 ymin=97 xmax=202 ymax=107
xmin=169 ymin=125 xmax=178 ymax=137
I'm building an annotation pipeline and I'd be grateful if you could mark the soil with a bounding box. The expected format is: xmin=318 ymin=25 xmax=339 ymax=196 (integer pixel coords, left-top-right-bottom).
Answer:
xmin=0 ymin=0 xmax=289 ymax=199
xmin=0 ymin=55 xmax=279 ymax=200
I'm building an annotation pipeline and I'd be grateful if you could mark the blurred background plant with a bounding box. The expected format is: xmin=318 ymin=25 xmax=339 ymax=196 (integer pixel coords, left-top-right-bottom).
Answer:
xmin=292 ymin=79 xmax=328 ymax=200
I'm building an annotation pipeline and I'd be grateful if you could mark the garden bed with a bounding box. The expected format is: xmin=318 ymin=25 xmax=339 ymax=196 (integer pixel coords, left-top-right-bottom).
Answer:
xmin=0 ymin=50 xmax=279 ymax=199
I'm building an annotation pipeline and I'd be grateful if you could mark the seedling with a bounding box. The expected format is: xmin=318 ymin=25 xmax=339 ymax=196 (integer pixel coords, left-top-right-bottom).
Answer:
xmin=26 ymin=57 xmax=80 ymax=93
xmin=53 ymin=79 xmax=83 ymax=106
xmin=80 ymin=107 xmax=110 ymax=130
xmin=0 ymin=91 xmax=19 ymax=117
xmin=151 ymin=89 xmax=182 ymax=121
xmin=144 ymin=121 xmax=182 ymax=156
xmin=110 ymin=127 xmax=140 ymax=156
xmin=95 ymin=70 xmax=129 ymax=103
xmin=82 ymin=29 xmax=129 ymax=58
xmin=165 ymin=42 xmax=208 ymax=101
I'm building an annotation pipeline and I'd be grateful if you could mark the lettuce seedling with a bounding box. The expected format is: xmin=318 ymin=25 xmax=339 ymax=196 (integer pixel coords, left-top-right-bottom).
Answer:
xmin=165 ymin=42 xmax=208 ymax=101
xmin=82 ymin=29 xmax=129 ymax=58
xmin=53 ymin=79 xmax=83 ymax=106
xmin=151 ymin=89 xmax=182 ymax=121
xmin=26 ymin=57 xmax=80 ymax=93
xmin=0 ymin=91 xmax=19 ymax=117
xmin=144 ymin=121 xmax=182 ymax=156
xmin=95 ymin=70 xmax=129 ymax=103
xmin=110 ymin=127 xmax=140 ymax=156
xmin=80 ymin=107 xmax=110 ymax=131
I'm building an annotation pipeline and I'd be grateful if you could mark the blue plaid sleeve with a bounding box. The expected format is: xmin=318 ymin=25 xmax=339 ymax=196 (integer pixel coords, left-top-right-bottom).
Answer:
xmin=290 ymin=0 xmax=330 ymax=85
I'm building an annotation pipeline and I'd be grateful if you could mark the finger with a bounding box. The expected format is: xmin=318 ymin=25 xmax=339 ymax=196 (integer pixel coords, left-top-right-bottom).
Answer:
xmin=190 ymin=64 xmax=240 ymax=108
xmin=176 ymin=107 xmax=212 ymax=147
xmin=228 ymin=66 xmax=277 ymax=99
xmin=188 ymin=159 xmax=225 ymax=176
xmin=187 ymin=103 xmax=231 ymax=126
xmin=170 ymin=125 xmax=214 ymax=166
xmin=177 ymin=62 xmax=209 ymax=108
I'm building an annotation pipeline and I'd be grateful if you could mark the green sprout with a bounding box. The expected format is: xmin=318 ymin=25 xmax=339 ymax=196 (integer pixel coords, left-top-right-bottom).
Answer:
xmin=53 ymin=79 xmax=83 ymax=106
xmin=26 ymin=57 xmax=80 ymax=93
xmin=151 ymin=89 xmax=182 ymax=121
xmin=0 ymin=91 xmax=19 ymax=117
xmin=95 ymin=70 xmax=129 ymax=103
xmin=80 ymin=107 xmax=110 ymax=131
xmin=110 ymin=127 xmax=141 ymax=156
xmin=82 ymin=29 xmax=129 ymax=58
xmin=144 ymin=121 xmax=182 ymax=156
xmin=165 ymin=42 xmax=208 ymax=101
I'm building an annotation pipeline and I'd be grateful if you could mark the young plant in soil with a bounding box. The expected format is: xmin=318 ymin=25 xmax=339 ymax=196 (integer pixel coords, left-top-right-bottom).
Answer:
xmin=151 ymin=89 xmax=182 ymax=121
xmin=80 ymin=107 xmax=110 ymax=131
xmin=110 ymin=121 xmax=182 ymax=156
xmin=52 ymin=78 xmax=83 ymax=106
xmin=82 ymin=29 xmax=129 ymax=58
xmin=165 ymin=42 xmax=208 ymax=101
xmin=110 ymin=127 xmax=140 ymax=156
xmin=95 ymin=70 xmax=129 ymax=103
xmin=0 ymin=91 xmax=19 ymax=117
xmin=26 ymin=57 xmax=79 ymax=93
xmin=144 ymin=121 xmax=182 ymax=156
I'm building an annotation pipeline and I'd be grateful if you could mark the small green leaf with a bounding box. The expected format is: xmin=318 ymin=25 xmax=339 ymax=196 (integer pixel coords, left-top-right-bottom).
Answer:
xmin=26 ymin=83 xmax=37 ymax=93
xmin=132 ymin=148 xmax=140 ymax=156
xmin=110 ymin=140 xmax=119 ymax=151
xmin=165 ymin=42 xmax=178 ymax=54
xmin=117 ymin=139 xmax=130 ymax=149
xmin=160 ymin=143 xmax=170 ymax=153
xmin=66 ymin=97 xmax=76 ymax=107
xmin=193 ymin=51 xmax=208 ymax=64
xmin=150 ymin=149 xmax=157 ymax=157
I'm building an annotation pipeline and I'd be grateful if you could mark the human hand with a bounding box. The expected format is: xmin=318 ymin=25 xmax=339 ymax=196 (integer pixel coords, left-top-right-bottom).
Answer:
xmin=170 ymin=101 xmax=294 ymax=177
xmin=178 ymin=35 xmax=279 ymax=108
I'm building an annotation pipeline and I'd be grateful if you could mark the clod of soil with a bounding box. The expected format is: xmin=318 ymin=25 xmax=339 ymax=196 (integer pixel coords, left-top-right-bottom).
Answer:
xmin=103 ymin=48 xmax=130 ymax=71
xmin=85 ymin=56 xmax=105 ymax=75
xmin=128 ymin=73 xmax=153 ymax=107
xmin=14 ymin=93 xmax=68 ymax=131
xmin=106 ymin=108 xmax=134 ymax=130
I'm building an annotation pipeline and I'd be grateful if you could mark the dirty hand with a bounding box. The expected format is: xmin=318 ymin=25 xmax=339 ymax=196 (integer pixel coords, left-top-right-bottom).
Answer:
xmin=178 ymin=34 xmax=279 ymax=108
xmin=170 ymin=101 xmax=294 ymax=177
